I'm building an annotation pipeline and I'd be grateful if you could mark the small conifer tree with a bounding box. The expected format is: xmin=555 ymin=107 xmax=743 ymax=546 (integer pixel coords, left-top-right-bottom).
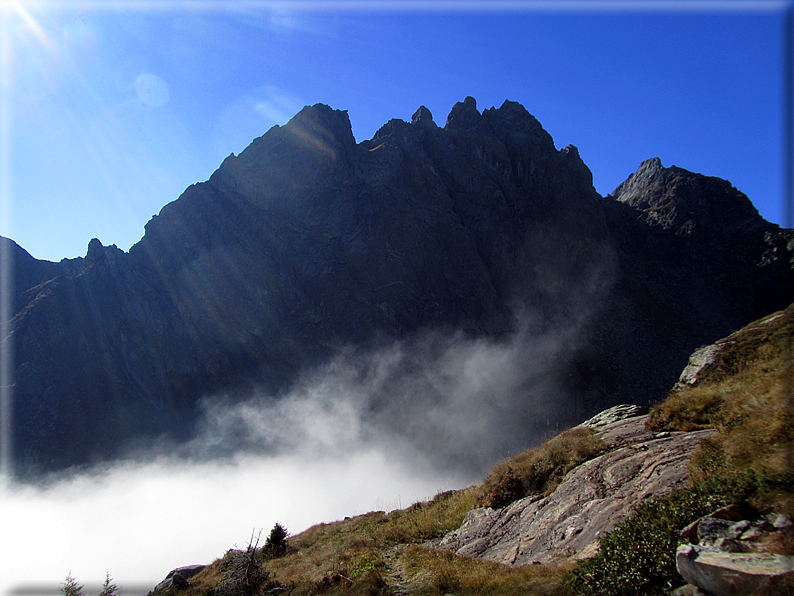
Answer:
xmin=60 ymin=572 xmax=85 ymax=596
xmin=98 ymin=572 xmax=119 ymax=596
xmin=262 ymin=522 xmax=289 ymax=559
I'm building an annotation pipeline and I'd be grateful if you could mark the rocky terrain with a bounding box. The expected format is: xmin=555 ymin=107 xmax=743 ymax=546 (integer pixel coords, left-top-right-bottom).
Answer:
xmin=436 ymin=406 xmax=714 ymax=566
xmin=4 ymin=97 xmax=793 ymax=476
xmin=73 ymin=302 xmax=790 ymax=596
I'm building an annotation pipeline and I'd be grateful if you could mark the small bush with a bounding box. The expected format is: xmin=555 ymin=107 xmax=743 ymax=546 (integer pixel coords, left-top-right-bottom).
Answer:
xmin=212 ymin=537 xmax=269 ymax=596
xmin=482 ymin=467 xmax=524 ymax=509
xmin=98 ymin=572 xmax=119 ymax=596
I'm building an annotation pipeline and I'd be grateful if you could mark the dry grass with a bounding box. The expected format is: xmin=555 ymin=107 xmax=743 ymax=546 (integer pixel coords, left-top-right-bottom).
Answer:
xmin=477 ymin=427 xmax=607 ymax=508
xmin=394 ymin=546 xmax=573 ymax=596
xmin=262 ymin=487 xmax=480 ymax=594
xmin=647 ymin=303 xmax=793 ymax=487
xmin=256 ymin=429 xmax=603 ymax=594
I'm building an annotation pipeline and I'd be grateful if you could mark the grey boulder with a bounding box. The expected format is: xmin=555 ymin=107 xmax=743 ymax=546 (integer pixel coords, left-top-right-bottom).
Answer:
xmin=676 ymin=545 xmax=794 ymax=596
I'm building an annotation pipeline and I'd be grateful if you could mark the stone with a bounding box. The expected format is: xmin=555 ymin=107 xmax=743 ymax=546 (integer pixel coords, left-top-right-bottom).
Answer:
xmin=771 ymin=513 xmax=793 ymax=529
xmin=698 ymin=518 xmax=741 ymax=544
xmin=676 ymin=544 xmax=794 ymax=596
xmin=676 ymin=344 xmax=723 ymax=388
xmin=671 ymin=584 xmax=710 ymax=596
xmin=151 ymin=565 xmax=206 ymax=593
xmin=578 ymin=404 xmax=648 ymax=429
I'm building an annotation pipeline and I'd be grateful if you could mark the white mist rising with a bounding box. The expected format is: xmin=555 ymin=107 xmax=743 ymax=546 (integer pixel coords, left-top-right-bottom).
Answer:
xmin=2 ymin=269 xmax=607 ymax=596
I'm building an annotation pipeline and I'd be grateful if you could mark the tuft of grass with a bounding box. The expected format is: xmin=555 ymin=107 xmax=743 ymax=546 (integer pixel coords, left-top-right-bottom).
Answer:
xmin=477 ymin=427 xmax=608 ymax=509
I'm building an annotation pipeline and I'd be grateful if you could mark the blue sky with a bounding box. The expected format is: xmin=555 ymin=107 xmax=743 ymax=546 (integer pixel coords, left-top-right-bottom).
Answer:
xmin=1 ymin=1 xmax=791 ymax=262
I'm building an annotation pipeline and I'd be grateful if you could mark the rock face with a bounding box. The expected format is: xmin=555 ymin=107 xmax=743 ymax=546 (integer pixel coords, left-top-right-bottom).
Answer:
xmin=4 ymin=97 xmax=794 ymax=476
xmin=438 ymin=413 xmax=714 ymax=565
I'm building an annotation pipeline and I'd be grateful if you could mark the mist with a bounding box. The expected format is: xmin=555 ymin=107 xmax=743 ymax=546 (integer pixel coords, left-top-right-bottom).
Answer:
xmin=1 ymin=448 xmax=470 ymax=596
xmin=1 ymin=300 xmax=594 ymax=596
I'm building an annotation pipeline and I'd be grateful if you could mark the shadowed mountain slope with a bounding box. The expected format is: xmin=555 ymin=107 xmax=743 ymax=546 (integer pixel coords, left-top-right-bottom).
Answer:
xmin=4 ymin=98 xmax=792 ymax=476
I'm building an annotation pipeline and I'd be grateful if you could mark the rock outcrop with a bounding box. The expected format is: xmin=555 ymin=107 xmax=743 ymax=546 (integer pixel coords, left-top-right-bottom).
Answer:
xmin=675 ymin=508 xmax=794 ymax=595
xmin=150 ymin=565 xmax=206 ymax=593
xmin=438 ymin=410 xmax=714 ymax=565
xmin=5 ymin=97 xmax=793 ymax=476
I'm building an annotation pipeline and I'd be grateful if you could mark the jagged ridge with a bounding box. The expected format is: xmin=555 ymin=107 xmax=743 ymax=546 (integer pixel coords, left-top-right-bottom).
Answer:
xmin=4 ymin=97 xmax=793 ymax=476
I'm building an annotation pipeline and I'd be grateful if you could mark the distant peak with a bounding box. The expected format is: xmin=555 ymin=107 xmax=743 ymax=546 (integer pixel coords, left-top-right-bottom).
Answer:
xmin=638 ymin=156 xmax=664 ymax=174
xmin=611 ymin=157 xmax=766 ymax=235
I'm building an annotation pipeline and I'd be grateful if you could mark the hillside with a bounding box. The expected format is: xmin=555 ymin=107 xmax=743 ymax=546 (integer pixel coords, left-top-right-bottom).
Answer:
xmin=5 ymin=97 xmax=793 ymax=477
xmin=138 ymin=303 xmax=793 ymax=596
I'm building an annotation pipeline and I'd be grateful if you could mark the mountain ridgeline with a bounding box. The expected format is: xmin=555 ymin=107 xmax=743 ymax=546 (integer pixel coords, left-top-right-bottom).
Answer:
xmin=5 ymin=97 xmax=793 ymax=476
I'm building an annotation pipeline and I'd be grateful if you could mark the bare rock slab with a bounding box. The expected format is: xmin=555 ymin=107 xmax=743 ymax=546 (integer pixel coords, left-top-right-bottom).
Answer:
xmin=676 ymin=544 xmax=794 ymax=596
xmin=439 ymin=415 xmax=714 ymax=566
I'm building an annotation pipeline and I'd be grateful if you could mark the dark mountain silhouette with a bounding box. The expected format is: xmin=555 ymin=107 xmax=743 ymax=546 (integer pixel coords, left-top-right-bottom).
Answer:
xmin=4 ymin=97 xmax=792 ymax=476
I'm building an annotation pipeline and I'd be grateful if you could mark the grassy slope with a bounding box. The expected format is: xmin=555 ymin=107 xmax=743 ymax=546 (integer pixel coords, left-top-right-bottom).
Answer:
xmin=171 ymin=304 xmax=793 ymax=596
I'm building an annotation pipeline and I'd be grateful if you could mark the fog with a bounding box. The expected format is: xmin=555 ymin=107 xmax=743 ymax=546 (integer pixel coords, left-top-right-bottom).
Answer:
xmin=1 ymin=309 xmax=592 ymax=596
xmin=1 ymin=448 xmax=471 ymax=596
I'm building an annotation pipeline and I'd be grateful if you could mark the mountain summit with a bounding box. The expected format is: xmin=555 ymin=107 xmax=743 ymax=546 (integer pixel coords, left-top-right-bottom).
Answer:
xmin=5 ymin=98 xmax=792 ymax=476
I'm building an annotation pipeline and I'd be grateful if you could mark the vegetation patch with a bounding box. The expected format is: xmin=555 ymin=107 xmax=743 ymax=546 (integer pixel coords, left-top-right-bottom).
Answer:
xmin=477 ymin=426 xmax=607 ymax=509
xmin=395 ymin=545 xmax=572 ymax=596
xmin=571 ymin=304 xmax=794 ymax=596
xmin=648 ymin=304 xmax=793 ymax=486
xmin=568 ymin=470 xmax=794 ymax=596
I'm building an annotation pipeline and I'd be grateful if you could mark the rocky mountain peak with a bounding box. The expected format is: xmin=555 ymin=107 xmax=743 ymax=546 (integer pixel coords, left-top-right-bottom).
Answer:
xmin=445 ymin=96 xmax=482 ymax=131
xmin=411 ymin=105 xmax=434 ymax=125
xmin=610 ymin=157 xmax=766 ymax=236
xmin=205 ymin=102 xmax=354 ymax=209
xmin=6 ymin=98 xmax=793 ymax=477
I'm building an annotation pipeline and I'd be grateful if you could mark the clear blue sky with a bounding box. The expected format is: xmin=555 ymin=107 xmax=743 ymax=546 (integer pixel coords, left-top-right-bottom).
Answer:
xmin=1 ymin=0 xmax=791 ymax=262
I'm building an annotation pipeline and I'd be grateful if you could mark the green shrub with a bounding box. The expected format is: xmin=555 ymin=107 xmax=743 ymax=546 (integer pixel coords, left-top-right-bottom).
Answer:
xmin=99 ymin=572 xmax=119 ymax=596
xmin=568 ymin=470 xmax=794 ymax=596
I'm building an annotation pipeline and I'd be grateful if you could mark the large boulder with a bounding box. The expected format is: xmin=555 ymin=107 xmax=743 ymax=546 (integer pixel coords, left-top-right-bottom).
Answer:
xmin=150 ymin=565 xmax=206 ymax=593
xmin=675 ymin=506 xmax=794 ymax=595
xmin=676 ymin=546 xmax=794 ymax=596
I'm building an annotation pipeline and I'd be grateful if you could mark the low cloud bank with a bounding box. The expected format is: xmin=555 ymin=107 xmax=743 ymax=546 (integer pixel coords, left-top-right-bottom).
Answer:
xmin=1 ymin=449 xmax=470 ymax=595
xmin=3 ymin=308 xmax=590 ymax=595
